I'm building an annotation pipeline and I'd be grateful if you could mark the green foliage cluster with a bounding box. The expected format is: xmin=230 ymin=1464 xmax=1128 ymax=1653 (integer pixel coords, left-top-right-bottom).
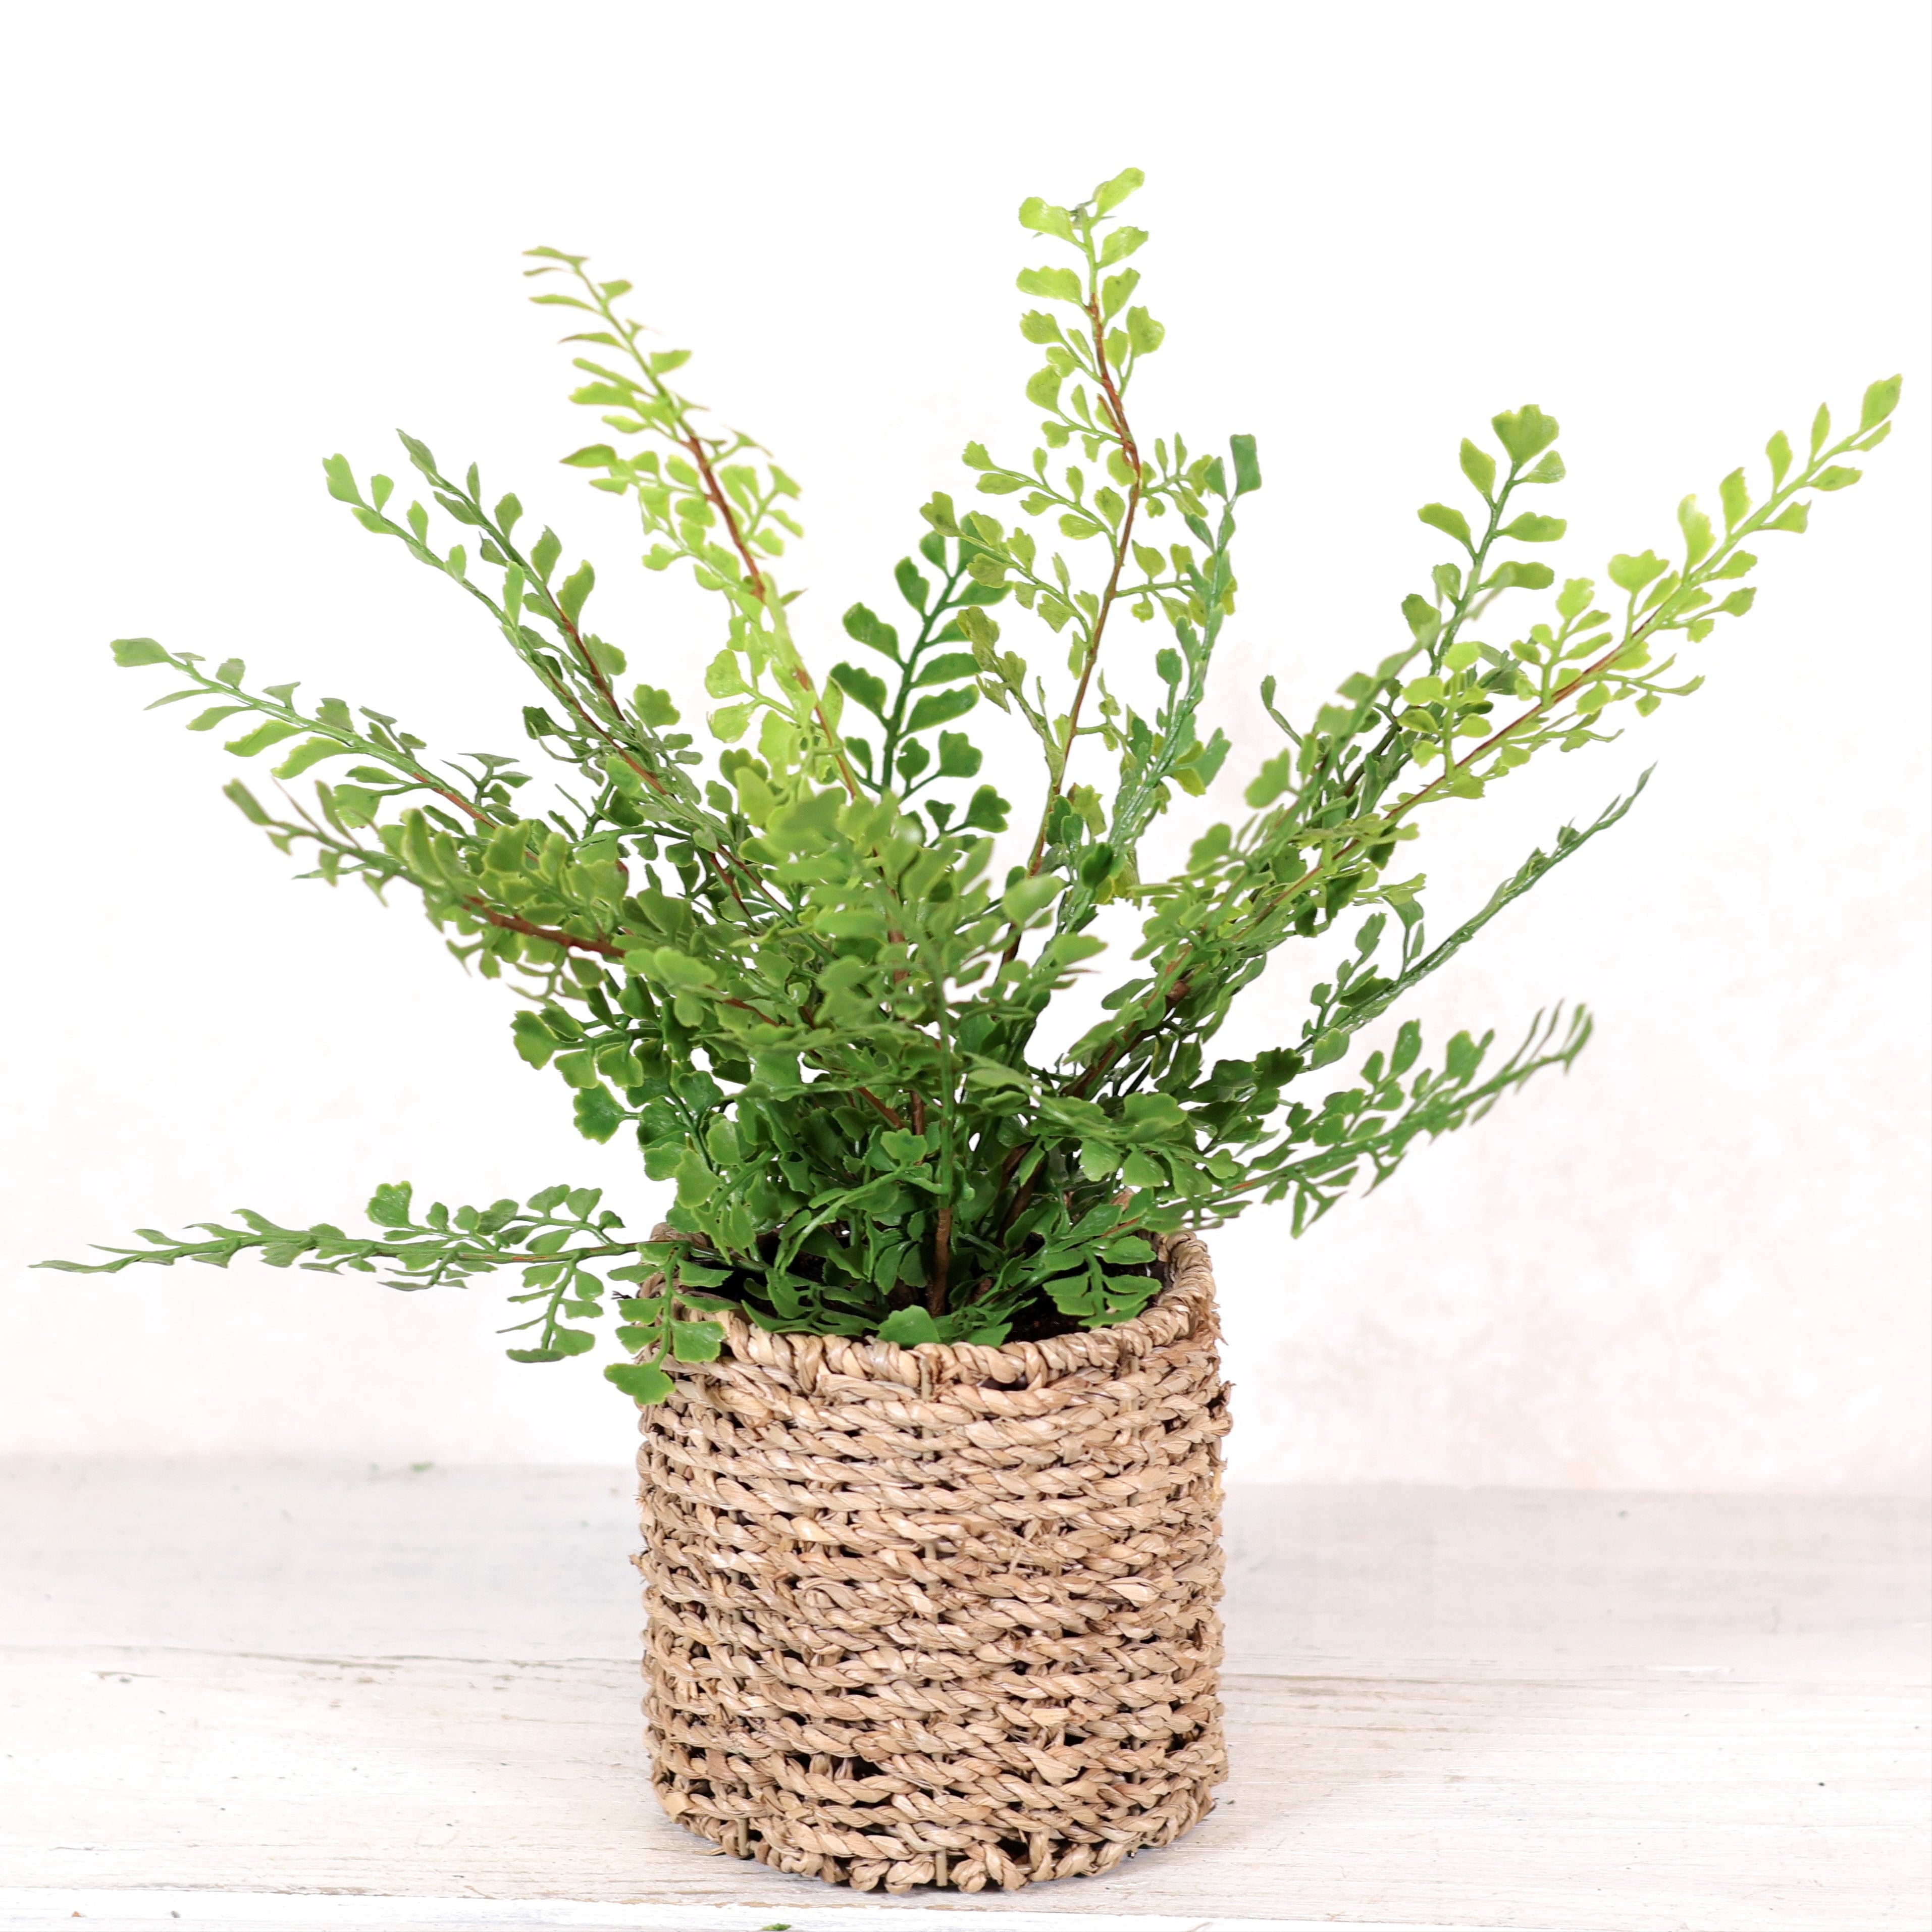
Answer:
xmin=45 ymin=171 xmax=1900 ymax=1403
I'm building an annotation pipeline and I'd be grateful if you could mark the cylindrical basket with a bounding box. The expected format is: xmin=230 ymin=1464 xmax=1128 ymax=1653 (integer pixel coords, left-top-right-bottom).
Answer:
xmin=633 ymin=1233 xmax=1230 ymax=1894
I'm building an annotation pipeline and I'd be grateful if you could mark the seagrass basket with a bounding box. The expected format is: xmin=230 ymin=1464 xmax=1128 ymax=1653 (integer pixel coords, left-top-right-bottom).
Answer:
xmin=632 ymin=1231 xmax=1230 ymax=1894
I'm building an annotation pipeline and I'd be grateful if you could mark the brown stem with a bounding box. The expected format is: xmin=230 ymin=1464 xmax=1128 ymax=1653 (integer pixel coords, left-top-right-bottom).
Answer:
xmin=467 ymin=902 xmax=623 ymax=958
xmin=461 ymin=901 xmax=775 ymax=1026
xmin=1026 ymin=471 xmax=1137 ymax=869
xmin=574 ymin=269 xmax=856 ymax=799
xmin=679 ymin=431 xmax=861 ymax=803
xmin=549 ymin=602 xmax=626 ymax=724
xmin=928 ymin=1205 xmax=952 ymax=1320
xmin=420 ymin=779 xmax=488 ymax=823
xmin=683 ymin=431 xmax=770 ymax=602
xmin=855 ymin=1087 xmax=906 ymax=1130
xmin=1001 ymin=296 xmax=1143 ymax=966
xmin=1031 ymin=293 xmax=1144 ymax=867
xmin=1067 ymin=972 xmax=1190 ymax=1102
xmin=998 ymin=1173 xmax=1036 ymax=1238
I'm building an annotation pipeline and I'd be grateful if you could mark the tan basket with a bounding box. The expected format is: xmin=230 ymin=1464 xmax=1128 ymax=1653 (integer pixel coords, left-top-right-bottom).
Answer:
xmin=633 ymin=1232 xmax=1230 ymax=1894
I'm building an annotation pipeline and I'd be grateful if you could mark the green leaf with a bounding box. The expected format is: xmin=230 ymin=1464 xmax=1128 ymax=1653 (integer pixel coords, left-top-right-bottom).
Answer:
xmin=512 ymin=1011 xmax=558 ymax=1068
xmin=963 ymin=784 xmax=1009 ymax=831
xmin=1677 ymin=496 xmax=1714 ymax=566
xmin=1458 ymin=441 xmax=1496 ymax=498
xmin=1098 ymin=226 xmax=1148 ymax=266
xmin=322 ymin=453 xmax=363 ymax=504
xmin=1246 ymin=751 xmax=1292 ymax=808
xmin=1309 ymin=1030 xmax=1348 ymax=1069
xmin=1016 ymin=265 xmax=1084 ymax=305
xmin=1499 ymin=513 xmax=1566 ymax=543
xmin=1492 ymin=405 xmax=1560 ymax=465
xmin=223 ymin=780 xmax=271 ymax=825
xmin=842 ymin=602 xmax=901 ymax=661
xmin=367 ymin=1182 xmax=414 ymax=1229
xmin=554 ymin=1049 xmax=600 ymax=1089
xmin=1091 ymin=166 xmax=1144 ymax=214
xmin=670 ymin=1319 xmax=724 ymax=1362
xmin=273 ymin=737 xmax=352 ymax=779
xmin=829 ymin=662 xmax=889 ymax=719
xmin=1859 ymin=374 xmax=1903 ymax=431
xmin=648 ymin=949 xmax=717 ymax=989
xmin=906 ymin=687 xmax=977 ymax=733
xmin=1811 ymin=465 xmax=1861 ymax=492
xmin=1484 ymin=560 xmax=1553 ymax=592
xmin=1401 ymin=593 xmax=1440 ymax=644
xmin=1418 ymin=503 xmax=1473 ymax=549
xmin=558 ymin=561 xmax=595 ymax=624
xmin=936 ymin=732 xmax=982 ymax=777
xmin=1718 ymin=468 xmax=1751 ymax=530
xmin=1230 ymin=434 xmax=1262 ymax=497
xmin=877 ymin=1306 xmax=941 ymax=1346
xmin=1025 ymin=367 xmax=1062 ymax=410
xmin=893 ymin=558 xmax=931 ymax=610
xmin=111 ymin=637 xmax=171 ymax=667
xmin=1607 ymin=550 xmax=1667 ymax=593
xmin=1392 ymin=1019 xmax=1423 ymax=1076
xmin=574 ymin=1087 xmax=628 ymax=1143
xmin=604 ymin=1361 xmax=675 ymax=1403
xmin=913 ymin=652 xmax=979 ymax=688
xmin=224 ymin=720 xmax=305 ymax=758
xmin=1002 ymin=874 xmax=1061 ymax=924
xmin=1125 ymin=307 xmax=1165 ymax=355
xmin=1078 ymin=1140 xmax=1122 ymax=1180
xmin=1017 ymin=197 xmax=1076 ymax=242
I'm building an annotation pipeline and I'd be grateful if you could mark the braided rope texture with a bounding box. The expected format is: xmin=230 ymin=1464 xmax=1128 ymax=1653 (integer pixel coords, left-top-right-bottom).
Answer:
xmin=633 ymin=1232 xmax=1230 ymax=1894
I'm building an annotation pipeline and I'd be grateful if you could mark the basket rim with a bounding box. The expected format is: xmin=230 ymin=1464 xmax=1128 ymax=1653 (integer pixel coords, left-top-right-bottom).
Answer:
xmin=653 ymin=1227 xmax=1217 ymax=1394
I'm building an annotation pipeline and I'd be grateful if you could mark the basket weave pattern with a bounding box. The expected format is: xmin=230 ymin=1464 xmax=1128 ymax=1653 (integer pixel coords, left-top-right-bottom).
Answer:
xmin=634 ymin=1233 xmax=1229 ymax=1894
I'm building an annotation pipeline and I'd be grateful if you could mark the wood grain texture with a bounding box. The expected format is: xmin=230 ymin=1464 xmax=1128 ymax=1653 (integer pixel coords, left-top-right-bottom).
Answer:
xmin=1 ymin=1463 xmax=1924 ymax=1929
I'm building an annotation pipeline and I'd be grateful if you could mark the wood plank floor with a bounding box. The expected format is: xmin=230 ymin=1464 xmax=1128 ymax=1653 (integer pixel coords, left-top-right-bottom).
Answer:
xmin=1 ymin=1464 xmax=1924 ymax=1930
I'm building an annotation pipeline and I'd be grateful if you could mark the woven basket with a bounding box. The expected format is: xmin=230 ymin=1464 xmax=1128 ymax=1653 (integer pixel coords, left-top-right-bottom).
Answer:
xmin=632 ymin=1232 xmax=1229 ymax=1894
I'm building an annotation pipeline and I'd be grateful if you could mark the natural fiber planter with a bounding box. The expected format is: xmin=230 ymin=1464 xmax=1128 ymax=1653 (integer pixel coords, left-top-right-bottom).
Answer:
xmin=633 ymin=1232 xmax=1229 ymax=1894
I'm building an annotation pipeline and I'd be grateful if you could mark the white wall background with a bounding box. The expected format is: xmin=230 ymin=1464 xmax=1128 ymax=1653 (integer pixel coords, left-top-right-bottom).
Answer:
xmin=1 ymin=0 xmax=1924 ymax=1491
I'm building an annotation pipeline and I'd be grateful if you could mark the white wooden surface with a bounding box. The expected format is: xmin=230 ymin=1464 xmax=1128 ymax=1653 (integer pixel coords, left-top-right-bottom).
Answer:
xmin=1 ymin=1464 xmax=1924 ymax=1931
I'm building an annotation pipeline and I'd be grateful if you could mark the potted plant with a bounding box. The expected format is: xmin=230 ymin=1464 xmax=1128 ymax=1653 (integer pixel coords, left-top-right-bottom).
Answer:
xmin=47 ymin=169 xmax=1899 ymax=1895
